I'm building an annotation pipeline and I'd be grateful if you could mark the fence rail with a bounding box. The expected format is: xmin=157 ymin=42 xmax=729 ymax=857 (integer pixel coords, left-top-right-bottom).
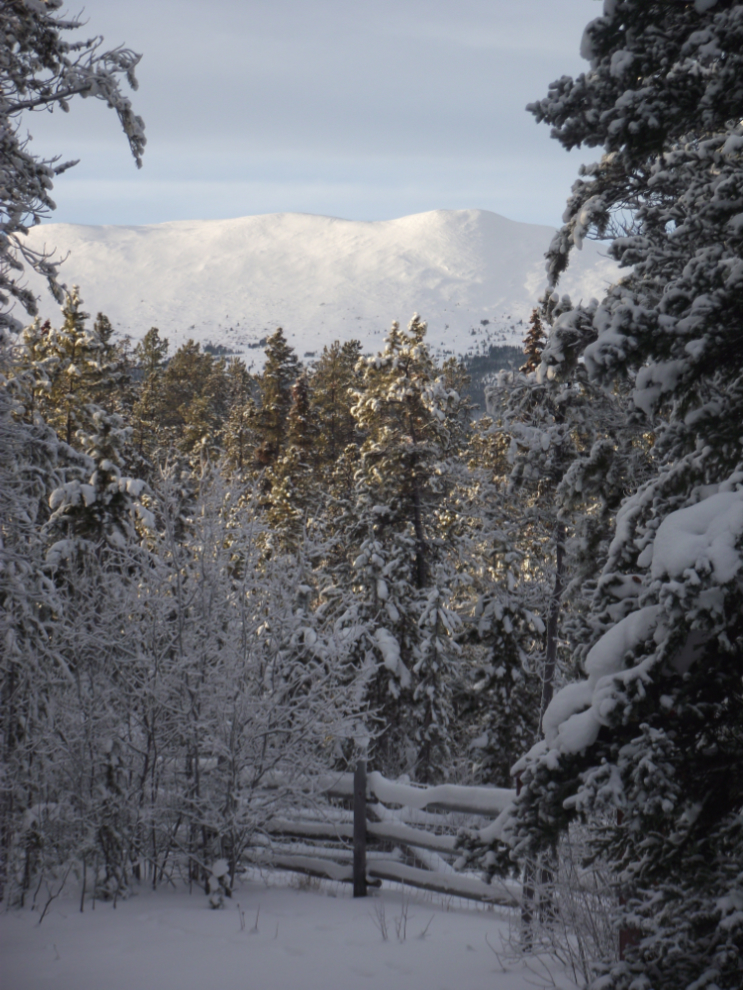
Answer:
xmin=248 ymin=763 xmax=518 ymax=907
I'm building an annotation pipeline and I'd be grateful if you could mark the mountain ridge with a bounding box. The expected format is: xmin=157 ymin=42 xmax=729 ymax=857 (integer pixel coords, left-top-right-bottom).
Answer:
xmin=22 ymin=208 xmax=619 ymax=365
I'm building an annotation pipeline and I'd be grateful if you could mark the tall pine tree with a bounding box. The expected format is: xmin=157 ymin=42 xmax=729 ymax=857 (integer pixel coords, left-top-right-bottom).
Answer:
xmin=508 ymin=4 xmax=743 ymax=988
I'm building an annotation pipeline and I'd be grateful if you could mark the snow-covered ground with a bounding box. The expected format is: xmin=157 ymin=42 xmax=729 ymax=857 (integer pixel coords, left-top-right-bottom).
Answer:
xmin=0 ymin=873 xmax=568 ymax=990
xmin=22 ymin=209 xmax=618 ymax=365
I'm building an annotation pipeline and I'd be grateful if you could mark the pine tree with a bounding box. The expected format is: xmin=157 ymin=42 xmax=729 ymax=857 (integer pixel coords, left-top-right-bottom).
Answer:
xmin=336 ymin=316 xmax=471 ymax=782
xmin=508 ymin=5 xmax=743 ymax=988
xmin=0 ymin=348 xmax=66 ymax=899
xmin=265 ymin=373 xmax=319 ymax=547
xmin=222 ymin=358 xmax=258 ymax=476
xmin=134 ymin=326 xmax=169 ymax=379
xmin=152 ymin=339 xmax=231 ymax=458
xmin=251 ymin=328 xmax=302 ymax=468
xmin=131 ymin=327 xmax=169 ymax=463
xmin=456 ymin=418 xmax=543 ymax=792
xmin=8 ymin=292 xmax=144 ymax=548
xmin=0 ymin=1 xmax=145 ymax=332
xmin=309 ymin=339 xmax=362 ymax=469
xmin=520 ymin=309 xmax=546 ymax=374
xmin=15 ymin=290 xmax=128 ymax=448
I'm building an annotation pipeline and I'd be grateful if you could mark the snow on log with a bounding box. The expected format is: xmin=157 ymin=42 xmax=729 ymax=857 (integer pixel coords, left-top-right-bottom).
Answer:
xmin=367 ymin=818 xmax=457 ymax=854
xmin=261 ymin=770 xmax=515 ymax=817
xmin=367 ymin=860 xmax=519 ymax=907
xmin=367 ymin=771 xmax=515 ymax=816
xmin=266 ymin=817 xmax=458 ymax=855
xmin=269 ymin=855 xmax=353 ymax=884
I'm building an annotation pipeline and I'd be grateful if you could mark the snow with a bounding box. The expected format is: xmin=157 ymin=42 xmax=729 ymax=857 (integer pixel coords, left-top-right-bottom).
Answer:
xmin=368 ymin=772 xmax=514 ymax=817
xmin=650 ymin=490 xmax=743 ymax=585
xmin=373 ymin=628 xmax=411 ymax=688
xmin=518 ymin=606 xmax=662 ymax=764
xmin=609 ymin=50 xmax=634 ymax=78
xmin=583 ymin=606 xmax=661 ymax=680
xmin=0 ymin=877 xmax=551 ymax=990
xmin=541 ymin=682 xmax=594 ymax=746
xmin=521 ymin=489 xmax=743 ymax=767
xmin=22 ymin=210 xmax=618 ymax=363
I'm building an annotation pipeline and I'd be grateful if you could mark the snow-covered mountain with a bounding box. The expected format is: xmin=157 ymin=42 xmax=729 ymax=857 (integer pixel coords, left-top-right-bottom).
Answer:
xmin=23 ymin=209 xmax=618 ymax=364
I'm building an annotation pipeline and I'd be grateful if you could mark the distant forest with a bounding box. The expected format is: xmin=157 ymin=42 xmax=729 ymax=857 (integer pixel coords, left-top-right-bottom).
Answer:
xmin=461 ymin=344 xmax=522 ymax=413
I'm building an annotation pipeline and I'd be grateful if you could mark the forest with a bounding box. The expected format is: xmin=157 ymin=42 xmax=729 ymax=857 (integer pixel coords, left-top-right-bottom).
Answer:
xmin=2 ymin=2 xmax=743 ymax=990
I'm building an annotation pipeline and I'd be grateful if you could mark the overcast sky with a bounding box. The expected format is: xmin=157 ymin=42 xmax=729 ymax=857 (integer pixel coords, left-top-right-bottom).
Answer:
xmin=32 ymin=0 xmax=601 ymax=229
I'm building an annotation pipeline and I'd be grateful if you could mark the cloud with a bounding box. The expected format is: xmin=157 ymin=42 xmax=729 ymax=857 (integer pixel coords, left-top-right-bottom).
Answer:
xmin=29 ymin=0 xmax=598 ymax=226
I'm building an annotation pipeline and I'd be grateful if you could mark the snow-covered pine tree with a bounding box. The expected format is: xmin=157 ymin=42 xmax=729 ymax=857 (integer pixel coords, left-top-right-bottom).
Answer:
xmin=0 ymin=0 xmax=145 ymax=331
xmin=456 ymin=416 xmax=543 ymax=792
xmin=8 ymin=291 xmax=145 ymax=549
xmin=1 ymin=323 xmax=150 ymax=902
xmin=456 ymin=296 xmax=650 ymax=885
xmin=336 ymin=316 xmax=470 ymax=782
xmin=507 ymin=4 xmax=743 ymax=987
xmin=14 ymin=289 xmax=128 ymax=447
xmin=0 ymin=344 xmax=68 ymax=901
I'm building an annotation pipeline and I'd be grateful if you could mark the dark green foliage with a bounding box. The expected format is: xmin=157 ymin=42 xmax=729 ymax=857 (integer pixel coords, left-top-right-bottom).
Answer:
xmin=520 ymin=309 xmax=546 ymax=374
xmin=309 ymin=339 xmax=362 ymax=469
xmin=462 ymin=344 xmax=521 ymax=413
xmin=251 ymin=328 xmax=302 ymax=467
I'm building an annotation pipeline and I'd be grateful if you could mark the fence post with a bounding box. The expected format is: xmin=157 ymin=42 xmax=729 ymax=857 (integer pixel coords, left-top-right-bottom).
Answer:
xmin=353 ymin=759 xmax=367 ymax=898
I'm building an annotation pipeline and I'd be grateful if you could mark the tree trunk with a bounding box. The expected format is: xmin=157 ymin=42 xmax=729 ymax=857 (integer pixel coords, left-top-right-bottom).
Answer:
xmin=539 ymin=523 xmax=565 ymax=735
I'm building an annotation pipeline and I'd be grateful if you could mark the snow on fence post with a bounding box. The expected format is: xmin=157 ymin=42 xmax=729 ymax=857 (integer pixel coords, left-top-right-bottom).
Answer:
xmin=353 ymin=760 xmax=367 ymax=898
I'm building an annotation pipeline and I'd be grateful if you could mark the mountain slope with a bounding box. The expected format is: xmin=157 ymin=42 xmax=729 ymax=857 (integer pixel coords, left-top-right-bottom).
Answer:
xmin=22 ymin=209 xmax=618 ymax=363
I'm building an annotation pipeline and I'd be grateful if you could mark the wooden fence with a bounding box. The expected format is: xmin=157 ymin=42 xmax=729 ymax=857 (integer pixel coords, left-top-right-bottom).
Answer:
xmin=246 ymin=763 xmax=519 ymax=908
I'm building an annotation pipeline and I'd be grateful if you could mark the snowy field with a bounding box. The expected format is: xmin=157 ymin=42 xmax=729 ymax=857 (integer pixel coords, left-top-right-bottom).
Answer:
xmin=0 ymin=873 xmax=566 ymax=990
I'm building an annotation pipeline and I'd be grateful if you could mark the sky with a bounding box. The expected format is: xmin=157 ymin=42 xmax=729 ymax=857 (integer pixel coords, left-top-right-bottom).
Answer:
xmin=31 ymin=0 xmax=603 ymax=229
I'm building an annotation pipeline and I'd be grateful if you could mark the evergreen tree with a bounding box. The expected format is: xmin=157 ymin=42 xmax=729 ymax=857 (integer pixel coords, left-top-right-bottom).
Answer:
xmin=8 ymin=292 xmax=144 ymax=548
xmin=456 ymin=418 xmax=543 ymax=791
xmin=15 ymin=290 xmax=128 ymax=448
xmin=251 ymin=328 xmax=302 ymax=468
xmin=266 ymin=373 xmax=319 ymax=547
xmin=131 ymin=327 xmax=170 ymax=463
xmin=134 ymin=326 xmax=169 ymax=379
xmin=507 ymin=5 xmax=743 ymax=988
xmin=154 ymin=339 xmax=230 ymax=457
xmin=309 ymin=339 xmax=362 ymax=469
xmin=519 ymin=308 xmax=546 ymax=374
xmin=0 ymin=0 xmax=145 ymax=331
xmin=222 ymin=358 xmax=258 ymax=476
xmin=336 ymin=316 xmax=471 ymax=782
xmin=0 ymin=349 xmax=65 ymax=899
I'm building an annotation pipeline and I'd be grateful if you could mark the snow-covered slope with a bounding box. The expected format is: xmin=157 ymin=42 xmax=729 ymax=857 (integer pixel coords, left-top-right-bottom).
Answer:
xmin=23 ymin=209 xmax=618 ymax=364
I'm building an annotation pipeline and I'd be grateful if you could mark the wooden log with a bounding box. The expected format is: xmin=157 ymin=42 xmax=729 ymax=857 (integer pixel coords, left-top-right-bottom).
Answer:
xmin=367 ymin=819 xmax=457 ymax=854
xmin=367 ymin=859 xmax=519 ymax=908
xmin=271 ymin=854 xmax=353 ymax=884
xmin=266 ymin=818 xmax=457 ymax=856
xmin=258 ymin=770 xmax=515 ymax=818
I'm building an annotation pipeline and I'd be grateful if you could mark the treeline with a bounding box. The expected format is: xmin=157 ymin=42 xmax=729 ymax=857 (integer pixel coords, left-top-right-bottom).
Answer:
xmin=1 ymin=296 xmax=645 ymax=903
